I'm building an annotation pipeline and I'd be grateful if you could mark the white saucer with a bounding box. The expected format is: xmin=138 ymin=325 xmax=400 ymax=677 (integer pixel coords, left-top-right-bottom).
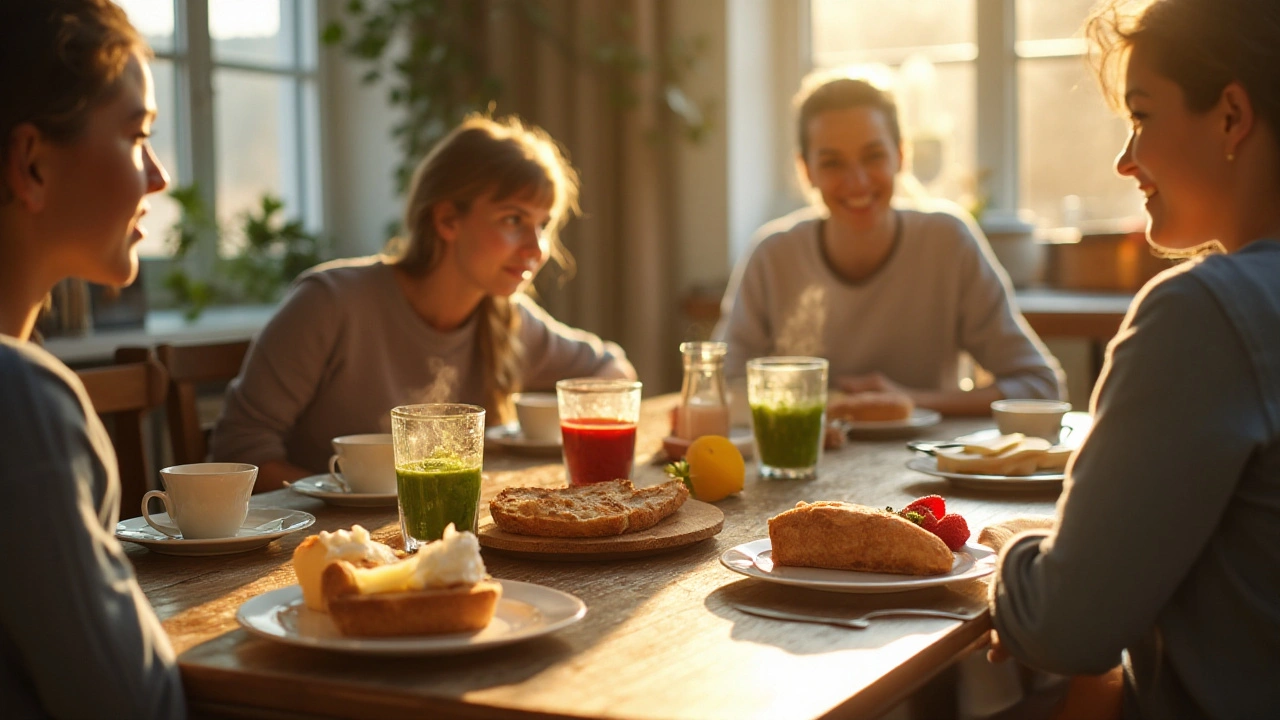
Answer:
xmin=720 ymin=538 xmax=995 ymax=594
xmin=485 ymin=423 xmax=562 ymax=456
xmin=237 ymin=580 xmax=586 ymax=655
xmin=116 ymin=508 xmax=315 ymax=556
xmin=839 ymin=408 xmax=943 ymax=439
xmin=661 ymin=427 xmax=755 ymax=460
xmin=286 ymin=474 xmax=398 ymax=507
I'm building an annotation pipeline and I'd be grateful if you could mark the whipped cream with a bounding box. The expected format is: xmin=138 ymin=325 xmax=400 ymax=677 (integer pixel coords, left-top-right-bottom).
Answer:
xmin=409 ymin=523 xmax=487 ymax=589
xmin=317 ymin=524 xmax=398 ymax=566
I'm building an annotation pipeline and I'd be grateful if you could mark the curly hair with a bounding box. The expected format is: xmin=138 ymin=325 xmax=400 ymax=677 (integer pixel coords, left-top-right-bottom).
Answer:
xmin=1087 ymin=0 xmax=1280 ymax=139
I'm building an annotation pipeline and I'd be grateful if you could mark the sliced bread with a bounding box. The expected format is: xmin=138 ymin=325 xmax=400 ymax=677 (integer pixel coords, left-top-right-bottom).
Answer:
xmin=490 ymin=479 xmax=690 ymax=538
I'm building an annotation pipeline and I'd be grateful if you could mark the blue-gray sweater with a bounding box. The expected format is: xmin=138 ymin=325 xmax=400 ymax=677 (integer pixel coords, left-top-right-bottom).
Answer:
xmin=992 ymin=240 xmax=1280 ymax=719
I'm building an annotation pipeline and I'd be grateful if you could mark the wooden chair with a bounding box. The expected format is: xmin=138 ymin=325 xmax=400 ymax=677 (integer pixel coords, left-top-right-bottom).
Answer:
xmin=76 ymin=348 xmax=168 ymax=518
xmin=153 ymin=339 xmax=252 ymax=467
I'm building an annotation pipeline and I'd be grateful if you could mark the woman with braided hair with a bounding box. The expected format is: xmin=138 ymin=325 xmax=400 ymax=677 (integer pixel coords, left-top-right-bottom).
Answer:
xmin=213 ymin=116 xmax=634 ymax=489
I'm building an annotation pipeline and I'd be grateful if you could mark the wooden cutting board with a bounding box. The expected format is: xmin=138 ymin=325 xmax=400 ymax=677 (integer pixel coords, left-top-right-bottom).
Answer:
xmin=478 ymin=499 xmax=724 ymax=561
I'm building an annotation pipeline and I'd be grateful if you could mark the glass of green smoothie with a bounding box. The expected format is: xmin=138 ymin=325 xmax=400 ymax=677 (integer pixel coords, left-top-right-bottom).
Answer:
xmin=390 ymin=403 xmax=486 ymax=552
xmin=746 ymin=357 xmax=829 ymax=480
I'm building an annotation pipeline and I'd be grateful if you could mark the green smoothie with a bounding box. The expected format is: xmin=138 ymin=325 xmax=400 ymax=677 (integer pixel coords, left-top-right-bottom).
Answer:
xmin=750 ymin=402 xmax=825 ymax=470
xmin=396 ymin=458 xmax=483 ymax=546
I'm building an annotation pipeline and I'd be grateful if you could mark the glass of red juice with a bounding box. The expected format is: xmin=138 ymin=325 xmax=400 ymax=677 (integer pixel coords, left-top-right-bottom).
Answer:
xmin=556 ymin=379 xmax=643 ymax=486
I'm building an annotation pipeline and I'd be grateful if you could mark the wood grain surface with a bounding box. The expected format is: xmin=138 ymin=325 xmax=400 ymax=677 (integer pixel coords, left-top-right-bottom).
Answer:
xmin=477 ymin=498 xmax=725 ymax=561
xmin=127 ymin=395 xmax=1063 ymax=720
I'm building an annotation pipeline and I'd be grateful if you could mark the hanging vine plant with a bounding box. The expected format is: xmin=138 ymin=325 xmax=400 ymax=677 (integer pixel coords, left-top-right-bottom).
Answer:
xmin=322 ymin=0 xmax=713 ymax=193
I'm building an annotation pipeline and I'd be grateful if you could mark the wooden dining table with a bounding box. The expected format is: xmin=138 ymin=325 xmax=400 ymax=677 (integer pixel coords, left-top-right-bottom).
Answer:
xmin=127 ymin=395 xmax=1064 ymax=720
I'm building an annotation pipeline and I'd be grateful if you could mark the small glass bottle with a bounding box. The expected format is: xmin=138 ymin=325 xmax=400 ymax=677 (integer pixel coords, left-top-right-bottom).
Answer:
xmin=676 ymin=341 xmax=731 ymax=441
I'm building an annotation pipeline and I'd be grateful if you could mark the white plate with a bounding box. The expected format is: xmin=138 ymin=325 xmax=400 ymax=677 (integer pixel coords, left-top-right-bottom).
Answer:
xmin=285 ymin=474 xmax=398 ymax=507
xmin=237 ymin=580 xmax=586 ymax=655
xmin=116 ymin=508 xmax=315 ymax=556
xmin=720 ymin=538 xmax=995 ymax=594
xmin=840 ymin=408 xmax=942 ymax=438
xmin=905 ymin=456 xmax=1065 ymax=489
xmin=485 ymin=424 xmax=562 ymax=456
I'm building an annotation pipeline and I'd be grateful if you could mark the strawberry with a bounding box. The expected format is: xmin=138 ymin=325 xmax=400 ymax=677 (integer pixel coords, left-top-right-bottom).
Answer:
xmin=904 ymin=495 xmax=946 ymax=520
xmin=899 ymin=506 xmax=940 ymax=534
xmin=934 ymin=514 xmax=970 ymax=551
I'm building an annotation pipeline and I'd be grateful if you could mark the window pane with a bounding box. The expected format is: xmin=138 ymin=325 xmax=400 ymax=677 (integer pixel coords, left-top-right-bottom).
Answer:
xmin=211 ymin=0 xmax=301 ymax=69
xmin=812 ymin=0 xmax=975 ymax=63
xmin=137 ymin=59 xmax=181 ymax=257
xmin=214 ymin=70 xmax=317 ymax=246
xmin=115 ymin=0 xmax=175 ymax=54
xmin=1018 ymin=57 xmax=1144 ymax=226
xmin=911 ymin=62 xmax=976 ymax=204
xmin=1016 ymin=0 xmax=1100 ymax=41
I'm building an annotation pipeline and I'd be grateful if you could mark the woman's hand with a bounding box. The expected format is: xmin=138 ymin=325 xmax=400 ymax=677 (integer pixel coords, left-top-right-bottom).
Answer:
xmin=987 ymin=630 xmax=1011 ymax=663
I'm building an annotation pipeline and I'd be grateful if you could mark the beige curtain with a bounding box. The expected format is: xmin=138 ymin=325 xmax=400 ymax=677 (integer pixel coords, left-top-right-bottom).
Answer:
xmin=484 ymin=0 xmax=681 ymax=394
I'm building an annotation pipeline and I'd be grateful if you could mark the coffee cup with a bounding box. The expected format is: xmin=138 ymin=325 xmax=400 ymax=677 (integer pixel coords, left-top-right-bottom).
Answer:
xmin=329 ymin=433 xmax=396 ymax=494
xmin=514 ymin=392 xmax=561 ymax=443
xmin=142 ymin=463 xmax=257 ymax=539
xmin=990 ymin=399 xmax=1072 ymax=441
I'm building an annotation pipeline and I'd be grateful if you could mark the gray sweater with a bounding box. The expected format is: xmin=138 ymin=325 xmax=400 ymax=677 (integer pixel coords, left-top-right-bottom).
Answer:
xmin=714 ymin=207 xmax=1063 ymax=399
xmin=991 ymin=240 xmax=1280 ymax=719
xmin=0 ymin=338 xmax=184 ymax=719
xmin=212 ymin=258 xmax=633 ymax=473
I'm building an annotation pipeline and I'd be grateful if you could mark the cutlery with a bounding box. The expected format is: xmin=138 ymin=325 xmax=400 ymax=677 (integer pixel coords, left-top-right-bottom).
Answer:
xmin=906 ymin=440 xmax=965 ymax=455
xmin=731 ymin=603 xmax=978 ymax=629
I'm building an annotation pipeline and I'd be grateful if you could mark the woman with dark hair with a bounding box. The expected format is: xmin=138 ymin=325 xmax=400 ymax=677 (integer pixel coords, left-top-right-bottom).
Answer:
xmin=714 ymin=73 xmax=1063 ymax=415
xmin=212 ymin=115 xmax=635 ymax=489
xmin=988 ymin=0 xmax=1280 ymax=717
xmin=0 ymin=0 xmax=183 ymax=717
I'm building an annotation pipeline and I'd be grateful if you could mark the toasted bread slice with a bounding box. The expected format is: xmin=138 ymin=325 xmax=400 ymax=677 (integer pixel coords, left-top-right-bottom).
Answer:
xmin=961 ymin=433 xmax=1025 ymax=456
xmin=320 ymin=560 xmax=501 ymax=636
xmin=768 ymin=501 xmax=953 ymax=576
xmin=935 ymin=437 xmax=1054 ymax=476
xmin=828 ymin=391 xmax=914 ymax=422
xmin=490 ymin=479 xmax=689 ymax=538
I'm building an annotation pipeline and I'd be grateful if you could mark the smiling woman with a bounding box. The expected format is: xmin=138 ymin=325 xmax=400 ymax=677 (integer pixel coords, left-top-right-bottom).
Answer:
xmin=0 ymin=0 xmax=184 ymax=716
xmin=988 ymin=1 xmax=1280 ymax=718
xmin=210 ymin=116 xmax=637 ymax=491
xmin=714 ymin=73 xmax=1065 ymax=417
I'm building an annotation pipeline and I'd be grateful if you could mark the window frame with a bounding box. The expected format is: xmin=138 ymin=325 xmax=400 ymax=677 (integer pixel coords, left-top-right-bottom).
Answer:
xmin=803 ymin=0 xmax=1096 ymax=217
xmin=148 ymin=0 xmax=325 ymax=261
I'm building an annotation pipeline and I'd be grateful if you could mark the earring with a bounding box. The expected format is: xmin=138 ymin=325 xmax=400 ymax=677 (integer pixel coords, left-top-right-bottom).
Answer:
xmin=1227 ymin=152 xmax=1236 ymax=161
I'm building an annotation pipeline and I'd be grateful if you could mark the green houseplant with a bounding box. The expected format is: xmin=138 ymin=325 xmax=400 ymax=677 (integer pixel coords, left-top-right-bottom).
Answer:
xmin=164 ymin=186 xmax=328 ymax=320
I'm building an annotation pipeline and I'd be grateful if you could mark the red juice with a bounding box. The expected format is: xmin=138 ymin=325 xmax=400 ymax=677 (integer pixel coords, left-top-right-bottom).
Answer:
xmin=561 ymin=418 xmax=638 ymax=486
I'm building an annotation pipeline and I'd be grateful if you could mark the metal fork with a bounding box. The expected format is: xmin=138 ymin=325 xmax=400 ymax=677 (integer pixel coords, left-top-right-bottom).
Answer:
xmin=731 ymin=603 xmax=978 ymax=629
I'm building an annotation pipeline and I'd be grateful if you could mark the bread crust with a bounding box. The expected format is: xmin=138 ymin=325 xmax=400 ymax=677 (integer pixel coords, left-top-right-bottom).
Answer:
xmin=321 ymin=561 xmax=502 ymax=636
xmin=490 ymin=479 xmax=689 ymax=538
xmin=829 ymin=392 xmax=914 ymax=422
xmin=768 ymin=501 xmax=953 ymax=575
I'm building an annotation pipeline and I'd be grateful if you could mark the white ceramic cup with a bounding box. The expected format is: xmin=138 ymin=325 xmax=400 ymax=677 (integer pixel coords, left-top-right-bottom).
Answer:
xmin=990 ymin=399 xmax=1072 ymax=441
xmin=328 ymin=433 xmax=396 ymax=494
xmin=514 ymin=392 xmax=561 ymax=443
xmin=142 ymin=463 xmax=258 ymax=539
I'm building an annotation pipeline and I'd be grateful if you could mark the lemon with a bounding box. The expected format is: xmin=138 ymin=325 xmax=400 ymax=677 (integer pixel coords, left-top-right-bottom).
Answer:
xmin=683 ymin=435 xmax=745 ymax=502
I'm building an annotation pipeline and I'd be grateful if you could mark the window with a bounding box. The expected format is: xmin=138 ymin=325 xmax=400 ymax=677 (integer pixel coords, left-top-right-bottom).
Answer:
xmin=116 ymin=0 xmax=322 ymax=257
xmin=809 ymin=0 xmax=1143 ymax=228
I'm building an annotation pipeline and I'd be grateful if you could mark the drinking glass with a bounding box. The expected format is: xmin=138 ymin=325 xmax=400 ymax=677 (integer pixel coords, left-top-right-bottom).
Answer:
xmin=390 ymin=403 xmax=485 ymax=552
xmin=747 ymin=357 xmax=829 ymax=480
xmin=556 ymin=379 xmax=643 ymax=486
